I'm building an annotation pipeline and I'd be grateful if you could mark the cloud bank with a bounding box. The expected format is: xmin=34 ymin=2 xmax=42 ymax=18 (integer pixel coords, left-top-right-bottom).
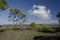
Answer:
xmin=29 ymin=5 xmax=51 ymax=20
xmin=28 ymin=5 xmax=58 ymax=24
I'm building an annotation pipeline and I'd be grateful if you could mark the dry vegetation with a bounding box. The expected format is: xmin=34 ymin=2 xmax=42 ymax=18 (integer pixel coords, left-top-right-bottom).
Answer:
xmin=0 ymin=27 xmax=37 ymax=40
xmin=0 ymin=27 xmax=59 ymax=40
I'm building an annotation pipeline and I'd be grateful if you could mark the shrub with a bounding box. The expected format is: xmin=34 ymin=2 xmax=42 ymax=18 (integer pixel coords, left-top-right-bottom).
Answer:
xmin=12 ymin=28 xmax=20 ymax=31
xmin=0 ymin=25 xmax=1 ymax=27
xmin=0 ymin=29 xmax=5 ymax=32
xmin=35 ymin=26 xmax=43 ymax=32
xmin=30 ymin=22 xmax=36 ymax=27
xmin=42 ymin=25 xmax=52 ymax=30
xmin=41 ymin=25 xmax=56 ymax=33
xmin=35 ymin=25 xmax=52 ymax=31
xmin=0 ymin=27 xmax=6 ymax=32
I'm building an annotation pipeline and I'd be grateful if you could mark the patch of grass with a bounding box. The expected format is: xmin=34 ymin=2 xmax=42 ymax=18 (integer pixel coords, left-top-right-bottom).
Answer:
xmin=34 ymin=25 xmax=56 ymax=33
xmin=12 ymin=28 xmax=21 ymax=31
xmin=35 ymin=26 xmax=42 ymax=31
xmin=42 ymin=25 xmax=52 ymax=30
xmin=0 ymin=27 xmax=6 ymax=32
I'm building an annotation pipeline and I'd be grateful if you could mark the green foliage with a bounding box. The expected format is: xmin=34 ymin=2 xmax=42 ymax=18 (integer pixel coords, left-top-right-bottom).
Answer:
xmin=0 ymin=0 xmax=9 ymax=10
xmin=56 ymin=12 xmax=60 ymax=18
xmin=56 ymin=12 xmax=60 ymax=26
xmin=8 ymin=9 xmax=20 ymax=26
xmin=42 ymin=25 xmax=52 ymax=30
xmin=35 ymin=26 xmax=42 ymax=31
xmin=10 ymin=9 xmax=20 ymax=15
xmin=20 ymin=13 xmax=26 ymax=18
xmin=8 ymin=9 xmax=26 ymax=27
xmin=34 ymin=25 xmax=52 ymax=31
xmin=30 ymin=22 xmax=36 ymax=27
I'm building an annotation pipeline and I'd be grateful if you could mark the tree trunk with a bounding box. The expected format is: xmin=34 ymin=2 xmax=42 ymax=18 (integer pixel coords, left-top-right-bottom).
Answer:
xmin=12 ymin=16 xmax=15 ymax=27
xmin=59 ymin=19 xmax=60 ymax=27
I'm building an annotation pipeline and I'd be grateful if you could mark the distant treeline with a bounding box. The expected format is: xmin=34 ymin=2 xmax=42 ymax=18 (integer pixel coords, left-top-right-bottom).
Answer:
xmin=0 ymin=24 xmax=59 ymax=27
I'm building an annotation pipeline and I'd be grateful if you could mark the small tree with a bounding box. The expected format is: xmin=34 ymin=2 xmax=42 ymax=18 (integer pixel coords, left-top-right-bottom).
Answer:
xmin=8 ymin=9 xmax=26 ymax=27
xmin=30 ymin=22 xmax=36 ymax=27
xmin=56 ymin=12 xmax=60 ymax=27
xmin=8 ymin=9 xmax=20 ymax=27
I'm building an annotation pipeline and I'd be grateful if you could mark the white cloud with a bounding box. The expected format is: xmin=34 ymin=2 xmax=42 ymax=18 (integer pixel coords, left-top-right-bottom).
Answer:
xmin=33 ymin=5 xmax=37 ymax=8
xmin=29 ymin=5 xmax=51 ymax=20
xmin=28 ymin=5 xmax=58 ymax=24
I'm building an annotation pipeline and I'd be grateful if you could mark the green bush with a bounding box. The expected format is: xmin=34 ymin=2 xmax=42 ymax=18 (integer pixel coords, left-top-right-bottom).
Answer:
xmin=30 ymin=22 xmax=36 ymax=27
xmin=34 ymin=25 xmax=55 ymax=32
xmin=35 ymin=26 xmax=42 ymax=31
xmin=0 ymin=25 xmax=1 ymax=27
xmin=35 ymin=25 xmax=52 ymax=30
xmin=42 ymin=25 xmax=52 ymax=30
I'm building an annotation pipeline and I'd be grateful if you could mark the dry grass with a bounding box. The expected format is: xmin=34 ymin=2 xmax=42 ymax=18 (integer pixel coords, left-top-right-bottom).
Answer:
xmin=0 ymin=27 xmax=59 ymax=40
xmin=0 ymin=27 xmax=38 ymax=40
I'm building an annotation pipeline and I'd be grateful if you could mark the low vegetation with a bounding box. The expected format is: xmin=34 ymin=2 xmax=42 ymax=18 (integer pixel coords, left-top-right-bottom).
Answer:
xmin=0 ymin=25 xmax=1 ymax=27
xmin=30 ymin=22 xmax=36 ymax=27
xmin=30 ymin=23 xmax=56 ymax=33
xmin=42 ymin=25 xmax=52 ymax=30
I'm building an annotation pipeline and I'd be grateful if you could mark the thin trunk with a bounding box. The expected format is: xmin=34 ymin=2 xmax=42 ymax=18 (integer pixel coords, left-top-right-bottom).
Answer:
xmin=12 ymin=16 xmax=14 ymax=27
xmin=59 ymin=19 xmax=60 ymax=27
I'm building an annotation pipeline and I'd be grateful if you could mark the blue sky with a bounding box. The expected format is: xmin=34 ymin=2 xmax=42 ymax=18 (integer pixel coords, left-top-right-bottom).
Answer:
xmin=0 ymin=0 xmax=60 ymax=25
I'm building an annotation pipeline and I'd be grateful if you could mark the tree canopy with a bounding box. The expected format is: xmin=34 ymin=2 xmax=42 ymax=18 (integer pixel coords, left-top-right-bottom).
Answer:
xmin=8 ymin=9 xmax=26 ymax=27
xmin=56 ymin=12 xmax=60 ymax=26
xmin=56 ymin=12 xmax=60 ymax=18
xmin=30 ymin=22 xmax=36 ymax=27
xmin=0 ymin=0 xmax=9 ymax=10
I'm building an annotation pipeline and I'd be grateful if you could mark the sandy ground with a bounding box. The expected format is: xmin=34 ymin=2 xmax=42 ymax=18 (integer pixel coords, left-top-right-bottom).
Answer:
xmin=0 ymin=28 xmax=59 ymax=40
xmin=0 ymin=28 xmax=38 ymax=40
